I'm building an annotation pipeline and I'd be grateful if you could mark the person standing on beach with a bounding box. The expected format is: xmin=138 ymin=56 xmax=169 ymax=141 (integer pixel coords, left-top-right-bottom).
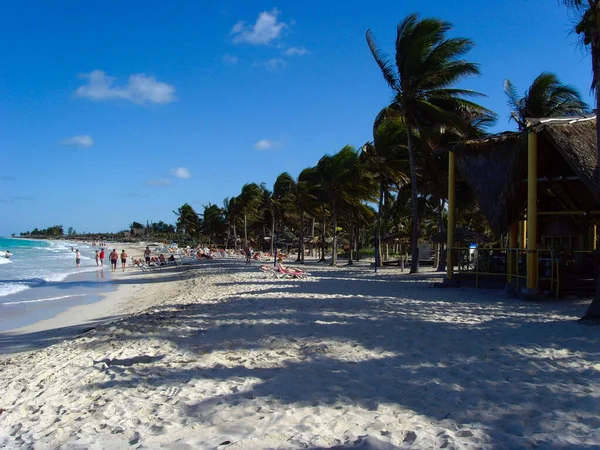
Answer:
xmin=109 ymin=249 xmax=118 ymax=272
xmin=75 ymin=249 xmax=81 ymax=267
xmin=95 ymin=250 xmax=100 ymax=267
xmin=120 ymin=249 xmax=127 ymax=271
xmin=99 ymin=248 xmax=105 ymax=266
xmin=144 ymin=246 xmax=152 ymax=264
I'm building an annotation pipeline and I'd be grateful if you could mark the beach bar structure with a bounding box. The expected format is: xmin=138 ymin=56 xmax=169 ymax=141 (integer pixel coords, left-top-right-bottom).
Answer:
xmin=446 ymin=115 xmax=600 ymax=295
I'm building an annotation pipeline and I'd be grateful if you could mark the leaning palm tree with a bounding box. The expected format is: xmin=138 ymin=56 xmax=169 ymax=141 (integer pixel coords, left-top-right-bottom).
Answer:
xmin=366 ymin=13 xmax=490 ymax=273
xmin=560 ymin=1 xmax=600 ymax=320
xmin=504 ymin=72 xmax=589 ymax=129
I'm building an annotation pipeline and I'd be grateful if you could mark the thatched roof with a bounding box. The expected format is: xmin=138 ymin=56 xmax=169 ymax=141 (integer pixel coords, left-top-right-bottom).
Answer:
xmin=453 ymin=132 xmax=525 ymax=235
xmin=454 ymin=115 xmax=599 ymax=235
xmin=379 ymin=232 xmax=410 ymax=244
xmin=431 ymin=228 xmax=490 ymax=244
xmin=535 ymin=116 xmax=600 ymax=204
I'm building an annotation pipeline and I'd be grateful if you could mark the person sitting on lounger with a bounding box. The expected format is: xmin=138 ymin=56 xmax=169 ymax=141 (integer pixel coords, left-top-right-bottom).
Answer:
xmin=158 ymin=254 xmax=166 ymax=265
xmin=277 ymin=258 xmax=305 ymax=275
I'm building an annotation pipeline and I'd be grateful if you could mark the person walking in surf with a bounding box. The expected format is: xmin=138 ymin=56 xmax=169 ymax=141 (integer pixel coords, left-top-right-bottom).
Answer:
xmin=109 ymin=249 xmax=118 ymax=272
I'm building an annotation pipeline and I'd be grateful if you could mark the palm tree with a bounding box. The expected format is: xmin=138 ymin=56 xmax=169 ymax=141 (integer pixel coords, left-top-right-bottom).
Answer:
xmin=173 ymin=203 xmax=201 ymax=238
xmin=238 ymin=183 xmax=263 ymax=248
xmin=316 ymin=146 xmax=364 ymax=266
xmin=504 ymin=72 xmax=589 ymax=128
xmin=561 ymin=1 xmax=600 ymax=166
xmin=272 ymin=172 xmax=297 ymax=255
xmin=340 ymin=157 xmax=378 ymax=265
xmin=362 ymin=108 xmax=410 ymax=268
xmin=201 ymin=203 xmax=226 ymax=245
xmin=223 ymin=196 xmax=240 ymax=249
xmin=560 ymin=1 xmax=600 ymax=320
xmin=366 ymin=13 xmax=490 ymax=273
xmin=296 ymin=167 xmax=318 ymax=263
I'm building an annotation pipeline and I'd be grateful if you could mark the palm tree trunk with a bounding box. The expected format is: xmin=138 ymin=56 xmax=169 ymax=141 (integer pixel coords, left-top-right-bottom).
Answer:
xmin=320 ymin=206 xmax=327 ymax=262
xmin=331 ymin=199 xmax=337 ymax=266
xmin=244 ymin=210 xmax=248 ymax=248
xmin=437 ymin=198 xmax=447 ymax=272
xmin=311 ymin=216 xmax=316 ymax=257
xmin=407 ymin=124 xmax=421 ymax=273
xmin=233 ymin=222 xmax=238 ymax=251
xmin=356 ymin=226 xmax=361 ymax=261
xmin=583 ymin=41 xmax=600 ymax=320
xmin=270 ymin=207 xmax=275 ymax=255
xmin=595 ymin=42 xmax=600 ymax=186
xmin=347 ymin=219 xmax=354 ymax=265
xmin=299 ymin=208 xmax=305 ymax=264
xmin=376 ymin=178 xmax=384 ymax=268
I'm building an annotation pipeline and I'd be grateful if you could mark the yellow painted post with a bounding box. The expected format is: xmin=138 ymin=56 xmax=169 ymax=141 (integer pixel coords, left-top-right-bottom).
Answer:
xmin=526 ymin=130 xmax=538 ymax=291
xmin=446 ymin=150 xmax=456 ymax=281
xmin=590 ymin=224 xmax=597 ymax=251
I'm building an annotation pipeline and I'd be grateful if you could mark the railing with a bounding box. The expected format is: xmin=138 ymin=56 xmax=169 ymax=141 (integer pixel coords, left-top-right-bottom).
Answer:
xmin=448 ymin=247 xmax=565 ymax=295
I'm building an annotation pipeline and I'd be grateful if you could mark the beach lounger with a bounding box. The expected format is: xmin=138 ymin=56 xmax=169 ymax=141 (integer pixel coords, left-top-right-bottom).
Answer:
xmin=277 ymin=264 xmax=310 ymax=279
xmin=135 ymin=261 xmax=161 ymax=272
xmin=259 ymin=265 xmax=287 ymax=279
xmin=260 ymin=265 xmax=310 ymax=279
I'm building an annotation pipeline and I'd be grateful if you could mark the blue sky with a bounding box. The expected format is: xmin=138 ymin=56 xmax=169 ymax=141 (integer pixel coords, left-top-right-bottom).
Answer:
xmin=0 ymin=1 xmax=593 ymax=236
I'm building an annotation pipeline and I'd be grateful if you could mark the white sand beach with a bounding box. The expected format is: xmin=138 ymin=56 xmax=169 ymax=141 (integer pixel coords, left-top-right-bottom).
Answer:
xmin=0 ymin=258 xmax=599 ymax=449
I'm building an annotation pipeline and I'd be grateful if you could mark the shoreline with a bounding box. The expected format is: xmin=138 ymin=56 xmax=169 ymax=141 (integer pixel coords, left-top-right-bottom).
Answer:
xmin=0 ymin=241 xmax=173 ymax=355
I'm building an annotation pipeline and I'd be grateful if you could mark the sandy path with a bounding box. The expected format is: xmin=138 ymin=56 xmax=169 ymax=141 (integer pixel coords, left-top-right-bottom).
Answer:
xmin=0 ymin=259 xmax=598 ymax=449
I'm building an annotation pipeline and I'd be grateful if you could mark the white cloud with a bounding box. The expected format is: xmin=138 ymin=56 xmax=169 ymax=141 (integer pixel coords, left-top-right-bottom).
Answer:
xmin=255 ymin=139 xmax=281 ymax=150
xmin=145 ymin=178 xmax=172 ymax=187
xmin=231 ymin=9 xmax=287 ymax=45
xmin=253 ymin=58 xmax=287 ymax=71
xmin=75 ymin=70 xmax=176 ymax=105
xmin=170 ymin=167 xmax=191 ymax=179
xmin=223 ymin=54 xmax=239 ymax=65
xmin=285 ymin=46 xmax=308 ymax=56
xmin=61 ymin=135 xmax=94 ymax=148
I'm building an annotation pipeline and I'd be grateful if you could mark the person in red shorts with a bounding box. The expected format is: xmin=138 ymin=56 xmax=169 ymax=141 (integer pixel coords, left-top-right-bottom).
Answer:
xmin=99 ymin=248 xmax=105 ymax=266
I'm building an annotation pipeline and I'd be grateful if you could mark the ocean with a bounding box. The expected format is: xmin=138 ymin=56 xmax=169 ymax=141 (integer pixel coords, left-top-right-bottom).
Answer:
xmin=0 ymin=237 xmax=115 ymax=332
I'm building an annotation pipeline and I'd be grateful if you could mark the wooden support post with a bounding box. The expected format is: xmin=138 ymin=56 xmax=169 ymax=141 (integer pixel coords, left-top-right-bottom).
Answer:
xmin=590 ymin=224 xmax=597 ymax=251
xmin=526 ymin=130 xmax=538 ymax=292
xmin=446 ymin=150 xmax=456 ymax=281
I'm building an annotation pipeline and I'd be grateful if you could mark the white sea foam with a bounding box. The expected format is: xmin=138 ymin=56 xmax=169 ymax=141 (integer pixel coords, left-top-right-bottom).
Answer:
xmin=3 ymin=293 xmax=86 ymax=306
xmin=0 ymin=238 xmax=103 ymax=297
xmin=0 ymin=282 xmax=30 ymax=296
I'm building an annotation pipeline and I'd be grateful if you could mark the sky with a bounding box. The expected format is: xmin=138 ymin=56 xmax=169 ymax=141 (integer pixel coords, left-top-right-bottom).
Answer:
xmin=0 ymin=1 xmax=594 ymax=236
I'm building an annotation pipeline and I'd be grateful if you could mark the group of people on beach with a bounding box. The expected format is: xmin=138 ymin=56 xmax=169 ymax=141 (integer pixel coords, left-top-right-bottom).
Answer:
xmin=94 ymin=249 xmax=105 ymax=267
xmin=77 ymin=248 xmax=126 ymax=272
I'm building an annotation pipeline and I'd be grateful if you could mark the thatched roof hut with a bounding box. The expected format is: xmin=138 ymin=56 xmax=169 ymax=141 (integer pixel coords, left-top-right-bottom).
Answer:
xmin=453 ymin=115 xmax=599 ymax=236
xmin=431 ymin=228 xmax=490 ymax=245
xmin=379 ymin=232 xmax=410 ymax=245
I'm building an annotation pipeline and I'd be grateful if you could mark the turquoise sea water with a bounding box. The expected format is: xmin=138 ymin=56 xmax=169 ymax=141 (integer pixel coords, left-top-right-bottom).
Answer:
xmin=0 ymin=237 xmax=115 ymax=331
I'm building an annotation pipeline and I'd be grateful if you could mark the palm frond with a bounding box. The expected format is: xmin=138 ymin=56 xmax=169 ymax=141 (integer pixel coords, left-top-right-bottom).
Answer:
xmin=366 ymin=29 xmax=398 ymax=89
